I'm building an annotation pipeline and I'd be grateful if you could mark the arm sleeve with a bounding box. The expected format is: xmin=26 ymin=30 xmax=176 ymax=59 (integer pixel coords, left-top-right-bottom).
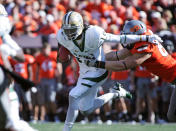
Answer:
xmin=104 ymin=33 xmax=121 ymax=43
xmin=104 ymin=34 xmax=148 ymax=45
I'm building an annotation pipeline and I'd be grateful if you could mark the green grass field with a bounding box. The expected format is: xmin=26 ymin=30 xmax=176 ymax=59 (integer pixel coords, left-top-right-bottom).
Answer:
xmin=30 ymin=122 xmax=176 ymax=131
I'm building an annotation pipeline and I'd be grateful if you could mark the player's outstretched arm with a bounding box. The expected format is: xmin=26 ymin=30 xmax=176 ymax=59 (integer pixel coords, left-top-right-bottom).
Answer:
xmin=85 ymin=52 xmax=151 ymax=71
xmin=104 ymin=33 xmax=163 ymax=47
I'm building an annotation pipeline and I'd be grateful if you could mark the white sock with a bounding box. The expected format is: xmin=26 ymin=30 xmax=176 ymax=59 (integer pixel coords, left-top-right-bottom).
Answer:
xmin=63 ymin=96 xmax=79 ymax=131
xmin=85 ymin=93 xmax=115 ymax=114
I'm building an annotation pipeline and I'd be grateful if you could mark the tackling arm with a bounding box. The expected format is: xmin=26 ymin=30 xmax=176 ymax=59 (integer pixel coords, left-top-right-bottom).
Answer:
xmin=85 ymin=51 xmax=152 ymax=71
xmin=105 ymin=53 xmax=152 ymax=71
xmin=105 ymin=48 xmax=132 ymax=61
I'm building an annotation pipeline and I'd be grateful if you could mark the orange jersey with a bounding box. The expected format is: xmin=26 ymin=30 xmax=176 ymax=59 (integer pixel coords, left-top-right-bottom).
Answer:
xmin=171 ymin=52 xmax=176 ymax=59
xmin=130 ymin=41 xmax=176 ymax=82
xmin=35 ymin=51 xmax=57 ymax=79
xmin=111 ymin=71 xmax=129 ymax=80
xmin=135 ymin=66 xmax=153 ymax=78
xmin=0 ymin=55 xmax=3 ymax=65
xmin=9 ymin=54 xmax=35 ymax=79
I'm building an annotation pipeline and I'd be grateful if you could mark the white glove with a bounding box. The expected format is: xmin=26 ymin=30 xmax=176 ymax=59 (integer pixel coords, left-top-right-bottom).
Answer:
xmin=148 ymin=34 xmax=163 ymax=44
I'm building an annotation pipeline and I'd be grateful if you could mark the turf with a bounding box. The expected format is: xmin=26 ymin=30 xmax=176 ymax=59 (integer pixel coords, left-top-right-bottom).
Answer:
xmin=30 ymin=122 xmax=176 ymax=131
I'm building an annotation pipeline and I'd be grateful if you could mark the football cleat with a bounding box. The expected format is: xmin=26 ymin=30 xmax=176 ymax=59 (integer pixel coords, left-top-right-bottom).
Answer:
xmin=111 ymin=82 xmax=132 ymax=99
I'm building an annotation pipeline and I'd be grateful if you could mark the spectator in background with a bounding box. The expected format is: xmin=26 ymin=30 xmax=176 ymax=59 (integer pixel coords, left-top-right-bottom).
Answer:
xmin=139 ymin=11 xmax=150 ymax=27
xmin=123 ymin=0 xmax=139 ymax=20
xmin=49 ymin=6 xmax=64 ymax=29
xmin=108 ymin=24 xmax=120 ymax=35
xmin=37 ymin=14 xmax=58 ymax=43
xmin=30 ymin=48 xmax=44 ymax=124
xmin=139 ymin=0 xmax=155 ymax=22
xmin=112 ymin=0 xmax=126 ymax=21
xmin=81 ymin=10 xmax=92 ymax=25
xmin=133 ymin=66 xmax=158 ymax=123
xmin=108 ymin=11 xmax=123 ymax=30
xmin=84 ymin=0 xmax=112 ymax=21
xmin=9 ymin=53 xmax=35 ymax=121
xmin=151 ymin=11 xmax=162 ymax=32
xmin=35 ymin=43 xmax=62 ymax=122
xmin=162 ymin=10 xmax=173 ymax=25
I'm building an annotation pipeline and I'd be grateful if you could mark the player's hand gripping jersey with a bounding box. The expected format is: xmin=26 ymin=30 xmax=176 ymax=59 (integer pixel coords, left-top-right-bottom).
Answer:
xmin=130 ymin=32 xmax=176 ymax=83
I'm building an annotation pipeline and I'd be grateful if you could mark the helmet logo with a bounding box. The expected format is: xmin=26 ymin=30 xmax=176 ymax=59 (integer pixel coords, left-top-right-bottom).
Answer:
xmin=130 ymin=25 xmax=142 ymax=33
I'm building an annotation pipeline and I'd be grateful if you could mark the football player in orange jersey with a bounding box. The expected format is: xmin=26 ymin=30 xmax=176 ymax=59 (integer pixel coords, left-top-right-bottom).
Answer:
xmin=85 ymin=20 xmax=176 ymax=122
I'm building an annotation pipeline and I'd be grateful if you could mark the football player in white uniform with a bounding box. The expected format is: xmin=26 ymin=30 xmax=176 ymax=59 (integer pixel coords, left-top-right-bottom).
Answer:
xmin=0 ymin=4 xmax=38 ymax=131
xmin=56 ymin=11 xmax=162 ymax=131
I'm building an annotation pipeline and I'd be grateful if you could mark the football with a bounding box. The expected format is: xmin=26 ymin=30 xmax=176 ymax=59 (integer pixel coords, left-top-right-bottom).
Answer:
xmin=57 ymin=46 xmax=71 ymax=62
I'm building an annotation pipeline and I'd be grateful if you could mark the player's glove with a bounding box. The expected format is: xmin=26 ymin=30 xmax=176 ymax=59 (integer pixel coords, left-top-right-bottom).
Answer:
xmin=84 ymin=59 xmax=105 ymax=69
xmin=147 ymin=34 xmax=162 ymax=44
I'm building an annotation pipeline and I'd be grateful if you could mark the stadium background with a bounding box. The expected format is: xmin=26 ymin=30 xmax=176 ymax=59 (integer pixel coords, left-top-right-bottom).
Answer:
xmin=1 ymin=0 xmax=176 ymax=129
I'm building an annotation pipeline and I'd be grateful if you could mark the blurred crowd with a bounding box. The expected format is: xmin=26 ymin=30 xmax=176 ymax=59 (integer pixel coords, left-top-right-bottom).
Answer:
xmin=1 ymin=0 xmax=176 ymax=124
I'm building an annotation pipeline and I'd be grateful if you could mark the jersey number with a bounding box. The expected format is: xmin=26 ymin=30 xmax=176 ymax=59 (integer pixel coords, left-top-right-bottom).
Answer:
xmin=14 ymin=64 xmax=25 ymax=73
xmin=41 ymin=61 xmax=53 ymax=72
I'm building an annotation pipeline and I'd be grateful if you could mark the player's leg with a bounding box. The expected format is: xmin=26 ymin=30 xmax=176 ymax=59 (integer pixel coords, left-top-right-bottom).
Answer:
xmin=38 ymin=79 xmax=47 ymax=122
xmin=79 ymin=80 xmax=131 ymax=116
xmin=147 ymin=83 xmax=157 ymax=123
xmin=63 ymin=70 xmax=109 ymax=131
xmin=44 ymin=78 xmax=57 ymax=121
xmin=0 ymin=67 xmax=14 ymax=130
xmin=167 ymin=86 xmax=176 ymax=122
xmin=133 ymin=77 xmax=146 ymax=121
xmin=63 ymin=80 xmax=91 ymax=131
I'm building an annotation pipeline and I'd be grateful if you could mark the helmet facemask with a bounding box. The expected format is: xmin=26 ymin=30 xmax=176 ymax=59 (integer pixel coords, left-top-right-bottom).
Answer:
xmin=62 ymin=25 xmax=82 ymax=40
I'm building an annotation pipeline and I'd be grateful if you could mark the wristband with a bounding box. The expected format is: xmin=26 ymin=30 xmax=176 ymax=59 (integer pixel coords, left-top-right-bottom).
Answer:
xmin=140 ymin=35 xmax=142 ymax=42
xmin=122 ymin=61 xmax=128 ymax=70
xmin=95 ymin=61 xmax=105 ymax=69
xmin=116 ymin=51 xmax=119 ymax=61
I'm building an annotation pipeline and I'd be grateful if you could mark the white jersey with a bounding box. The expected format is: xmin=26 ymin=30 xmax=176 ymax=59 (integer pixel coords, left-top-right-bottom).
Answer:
xmin=57 ymin=25 xmax=107 ymax=75
xmin=0 ymin=15 xmax=22 ymax=57
xmin=0 ymin=15 xmax=11 ymax=36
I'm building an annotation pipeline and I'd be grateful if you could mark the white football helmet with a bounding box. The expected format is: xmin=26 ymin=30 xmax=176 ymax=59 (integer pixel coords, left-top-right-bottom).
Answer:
xmin=0 ymin=4 xmax=8 ymax=16
xmin=62 ymin=11 xmax=84 ymax=40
